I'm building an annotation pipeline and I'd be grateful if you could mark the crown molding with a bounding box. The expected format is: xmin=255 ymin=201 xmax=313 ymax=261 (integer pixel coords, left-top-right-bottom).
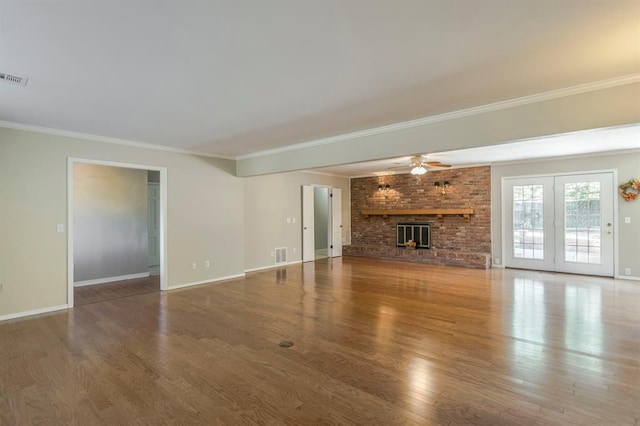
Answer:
xmin=0 ymin=120 xmax=234 ymax=160
xmin=236 ymin=73 xmax=640 ymax=161
xmin=491 ymin=147 xmax=640 ymax=168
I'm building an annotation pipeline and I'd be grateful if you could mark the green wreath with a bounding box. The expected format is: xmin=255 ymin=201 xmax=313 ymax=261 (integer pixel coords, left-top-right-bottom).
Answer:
xmin=619 ymin=178 xmax=640 ymax=202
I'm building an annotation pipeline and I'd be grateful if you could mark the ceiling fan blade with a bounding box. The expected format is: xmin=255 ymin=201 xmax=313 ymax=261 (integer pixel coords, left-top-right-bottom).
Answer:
xmin=387 ymin=165 xmax=408 ymax=170
xmin=426 ymin=161 xmax=452 ymax=168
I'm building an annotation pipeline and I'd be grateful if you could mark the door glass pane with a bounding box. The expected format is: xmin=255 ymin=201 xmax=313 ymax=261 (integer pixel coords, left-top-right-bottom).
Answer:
xmin=513 ymin=185 xmax=544 ymax=259
xmin=564 ymin=182 xmax=601 ymax=264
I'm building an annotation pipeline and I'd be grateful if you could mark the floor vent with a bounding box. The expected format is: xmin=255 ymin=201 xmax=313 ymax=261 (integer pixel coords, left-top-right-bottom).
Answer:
xmin=0 ymin=73 xmax=28 ymax=87
xmin=275 ymin=247 xmax=287 ymax=264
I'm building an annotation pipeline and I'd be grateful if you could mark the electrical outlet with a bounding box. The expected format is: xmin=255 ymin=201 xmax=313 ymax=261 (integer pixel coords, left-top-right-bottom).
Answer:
xmin=292 ymin=217 xmax=296 ymax=224
xmin=625 ymin=268 xmax=631 ymax=275
xmin=293 ymin=247 xmax=296 ymax=253
xmin=494 ymin=258 xmax=500 ymax=265
xmin=205 ymin=260 xmax=210 ymax=268
xmin=625 ymin=217 xmax=631 ymax=224
xmin=286 ymin=218 xmax=291 ymax=224
xmin=270 ymin=251 xmax=274 ymax=257
xmin=192 ymin=262 xmax=197 ymax=269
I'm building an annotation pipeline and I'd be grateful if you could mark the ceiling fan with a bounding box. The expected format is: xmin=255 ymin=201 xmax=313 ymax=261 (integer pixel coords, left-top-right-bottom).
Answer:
xmin=389 ymin=155 xmax=452 ymax=175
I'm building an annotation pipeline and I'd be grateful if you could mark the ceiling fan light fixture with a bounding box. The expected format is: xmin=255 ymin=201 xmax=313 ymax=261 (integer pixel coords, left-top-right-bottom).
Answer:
xmin=411 ymin=165 xmax=427 ymax=175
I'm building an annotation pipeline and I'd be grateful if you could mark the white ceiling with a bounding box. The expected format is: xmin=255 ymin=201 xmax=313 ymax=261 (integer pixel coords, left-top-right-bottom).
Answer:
xmin=1 ymin=0 xmax=639 ymax=160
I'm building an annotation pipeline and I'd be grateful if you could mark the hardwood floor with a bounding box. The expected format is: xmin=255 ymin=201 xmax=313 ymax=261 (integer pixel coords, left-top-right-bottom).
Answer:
xmin=1 ymin=257 xmax=638 ymax=425
xmin=74 ymin=275 xmax=160 ymax=306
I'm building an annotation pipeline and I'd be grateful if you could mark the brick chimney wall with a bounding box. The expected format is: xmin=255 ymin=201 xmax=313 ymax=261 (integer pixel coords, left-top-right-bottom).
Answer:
xmin=348 ymin=166 xmax=491 ymax=266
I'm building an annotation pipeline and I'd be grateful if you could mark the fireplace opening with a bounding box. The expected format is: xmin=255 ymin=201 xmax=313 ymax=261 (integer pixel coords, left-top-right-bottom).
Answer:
xmin=397 ymin=223 xmax=431 ymax=249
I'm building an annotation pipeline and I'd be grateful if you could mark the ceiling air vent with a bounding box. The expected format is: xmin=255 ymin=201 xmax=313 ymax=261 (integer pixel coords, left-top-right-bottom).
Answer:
xmin=0 ymin=73 xmax=28 ymax=87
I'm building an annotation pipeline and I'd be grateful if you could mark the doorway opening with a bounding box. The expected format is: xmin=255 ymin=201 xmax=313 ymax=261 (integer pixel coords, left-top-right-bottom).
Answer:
xmin=302 ymin=185 xmax=343 ymax=262
xmin=67 ymin=158 xmax=168 ymax=307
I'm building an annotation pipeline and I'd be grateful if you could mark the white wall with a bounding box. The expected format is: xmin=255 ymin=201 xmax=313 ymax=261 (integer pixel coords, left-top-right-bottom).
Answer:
xmin=243 ymin=171 xmax=350 ymax=271
xmin=492 ymin=151 xmax=640 ymax=279
xmin=73 ymin=164 xmax=148 ymax=282
xmin=0 ymin=127 xmax=244 ymax=318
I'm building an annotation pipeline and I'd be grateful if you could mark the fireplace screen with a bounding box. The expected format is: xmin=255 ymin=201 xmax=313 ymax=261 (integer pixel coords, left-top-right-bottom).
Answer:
xmin=396 ymin=223 xmax=431 ymax=248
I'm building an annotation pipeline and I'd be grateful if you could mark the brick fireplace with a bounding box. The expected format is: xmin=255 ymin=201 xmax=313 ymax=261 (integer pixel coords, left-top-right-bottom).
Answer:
xmin=344 ymin=166 xmax=491 ymax=268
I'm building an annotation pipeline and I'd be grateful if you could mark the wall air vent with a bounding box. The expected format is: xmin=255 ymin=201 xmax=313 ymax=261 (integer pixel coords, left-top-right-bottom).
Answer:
xmin=0 ymin=73 xmax=28 ymax=87
xmin=275 ymin=247 xmax=287 ymax=265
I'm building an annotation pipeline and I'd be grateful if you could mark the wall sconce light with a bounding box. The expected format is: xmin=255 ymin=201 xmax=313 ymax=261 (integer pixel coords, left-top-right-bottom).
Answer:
xmin=434 ymin=181 xmax=450 ymax=195
xmin=378 ymin=184 xmax=390 ymax=192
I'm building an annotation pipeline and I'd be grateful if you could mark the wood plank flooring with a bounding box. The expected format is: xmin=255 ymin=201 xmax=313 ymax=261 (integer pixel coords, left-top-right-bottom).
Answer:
xmin=1 ymin=257 xmax=639 ymax=425
xmin=74 ymin=275 xmax=160 ymax=306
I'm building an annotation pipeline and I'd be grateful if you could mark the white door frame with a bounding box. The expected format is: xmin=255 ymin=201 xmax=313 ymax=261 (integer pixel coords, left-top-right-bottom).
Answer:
xmin=501 ymin=169 xmax=618 ymax=277
xmin=67 ymin=158 xmax=169 ymax=307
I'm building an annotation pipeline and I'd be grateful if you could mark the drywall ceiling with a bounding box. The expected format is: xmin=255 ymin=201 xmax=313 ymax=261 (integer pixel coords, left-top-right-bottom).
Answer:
xmin=1 ymin=0 xmax=639 ymax=159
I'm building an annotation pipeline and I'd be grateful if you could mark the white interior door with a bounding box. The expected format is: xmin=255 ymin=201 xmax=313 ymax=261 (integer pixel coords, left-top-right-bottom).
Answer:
xmin=148 ymin=183 xmax=160 ymax=267
xmin=554 ymin=173 xmax=614 ymax=276
xmin=302 ymin=185 xmax=315 ymax=262
xmin=504 ymin=172 xmax=615 ymax=277
xmin=331 ymin=188 xmax=342 ymax=257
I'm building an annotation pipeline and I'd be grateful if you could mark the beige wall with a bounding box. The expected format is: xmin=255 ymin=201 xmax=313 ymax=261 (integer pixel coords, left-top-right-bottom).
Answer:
xmin=243 ymin=171 xmax=350 ymax=271
xmin=0 ymin=127 xmax=244 ymax=317
xmin=492 ymin=151 xmax=640 ymax=278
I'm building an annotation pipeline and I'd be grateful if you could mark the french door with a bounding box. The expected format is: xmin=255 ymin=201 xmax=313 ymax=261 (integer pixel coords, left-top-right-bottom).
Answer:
xmin=504 ymin=172 xmax=614 ymax=276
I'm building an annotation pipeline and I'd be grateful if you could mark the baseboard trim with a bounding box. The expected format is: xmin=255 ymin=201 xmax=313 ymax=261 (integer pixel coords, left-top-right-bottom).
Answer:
xmin=167 ymin=273 xmax=246 ymax=291
xmin=492 ymin=264 xmax=506 ymax=269
xmin=615 ymin=275 xmax=640 ymax=281
xmin=244 ymin=260 xmax=302 ymax=273
xmin=74 ymin=272 xmax=150 ymax=287
xmin=0 ymin=304 xmax=69 ymax=323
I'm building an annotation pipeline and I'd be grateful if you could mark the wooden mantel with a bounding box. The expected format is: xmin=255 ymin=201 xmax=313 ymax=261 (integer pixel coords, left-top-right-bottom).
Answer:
xmin=361 ymin=209 xmax=474 ymax=221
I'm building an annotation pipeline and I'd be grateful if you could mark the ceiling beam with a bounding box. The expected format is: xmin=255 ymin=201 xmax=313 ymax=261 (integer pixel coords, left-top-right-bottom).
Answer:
xmin=236 ymin=79 xmax=640 ymax=177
